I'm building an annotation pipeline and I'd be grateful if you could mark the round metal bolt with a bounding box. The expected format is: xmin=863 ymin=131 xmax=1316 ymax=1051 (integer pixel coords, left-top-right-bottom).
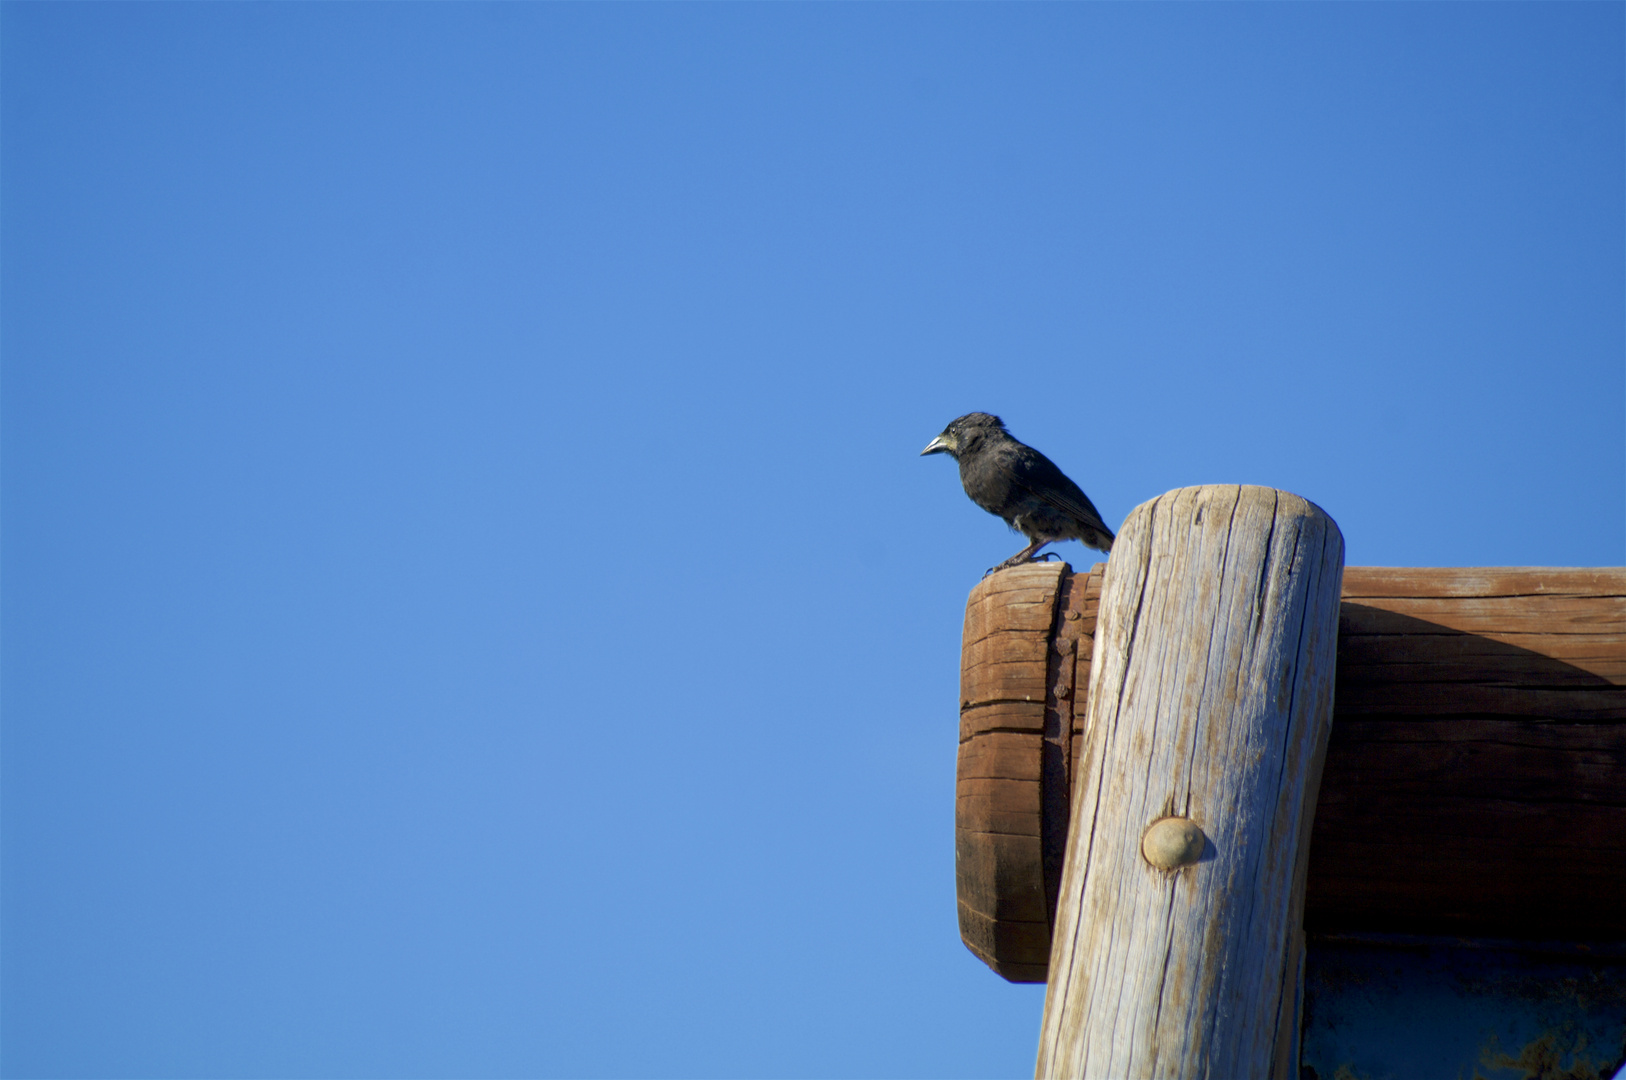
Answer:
xmin=1142 ymin=816 xmax=1205 ymax=870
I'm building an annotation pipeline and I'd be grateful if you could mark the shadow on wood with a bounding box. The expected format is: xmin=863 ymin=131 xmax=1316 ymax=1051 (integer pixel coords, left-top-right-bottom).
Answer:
xmin=1313 ymin=568 xmax=1626 ymax=939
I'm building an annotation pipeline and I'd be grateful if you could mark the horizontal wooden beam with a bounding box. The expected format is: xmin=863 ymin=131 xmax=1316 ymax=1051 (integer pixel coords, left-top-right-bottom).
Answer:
xmin=955 ymin=561 xmax=1083 ymax=982
xmin=1310 ymin=567 xmax=1626 ymax=938
xmin=954 ymin=565 xmax=1626 ymax=982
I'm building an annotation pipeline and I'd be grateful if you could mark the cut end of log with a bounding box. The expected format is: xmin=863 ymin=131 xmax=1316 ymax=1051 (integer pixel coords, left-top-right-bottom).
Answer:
xmin=955 ymin=560 xmax=1107 ymax=983
xmin=1141 ymin=816 xmax=1206 ymax=870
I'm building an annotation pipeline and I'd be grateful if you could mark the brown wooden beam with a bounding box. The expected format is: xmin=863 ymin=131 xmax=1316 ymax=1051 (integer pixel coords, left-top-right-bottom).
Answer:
xmin=1310 ymin=566 xmax=1626 ymax=938
xmin=955 ymin=561 xmax=1070 ymax=982
xmin=954 ymin=563 xmax=1626 ymax=984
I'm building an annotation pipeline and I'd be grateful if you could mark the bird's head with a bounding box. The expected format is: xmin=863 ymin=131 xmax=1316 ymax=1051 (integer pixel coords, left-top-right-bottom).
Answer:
xmin=920 ymin=412 xmax=1006 ymax=459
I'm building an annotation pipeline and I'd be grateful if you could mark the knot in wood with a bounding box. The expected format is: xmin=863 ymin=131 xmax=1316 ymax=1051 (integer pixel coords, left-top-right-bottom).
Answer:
xmin=1141 ymin=816 xmax=1205 ymax=870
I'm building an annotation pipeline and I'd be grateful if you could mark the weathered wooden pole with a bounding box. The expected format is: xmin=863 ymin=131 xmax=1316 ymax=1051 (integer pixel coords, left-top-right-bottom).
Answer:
xmin=1035 ymin=485 xmax=1344 ymax=1079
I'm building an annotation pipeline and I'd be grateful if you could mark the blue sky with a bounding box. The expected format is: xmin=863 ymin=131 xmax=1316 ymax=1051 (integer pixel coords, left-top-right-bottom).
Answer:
xmin=3 ymin=4 xmax=1621 ymax=1078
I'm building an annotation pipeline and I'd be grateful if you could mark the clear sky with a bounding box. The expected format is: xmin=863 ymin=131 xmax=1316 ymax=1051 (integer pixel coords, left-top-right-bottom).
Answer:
xmin=3 ymin=4 xmax=1621 ymax=1078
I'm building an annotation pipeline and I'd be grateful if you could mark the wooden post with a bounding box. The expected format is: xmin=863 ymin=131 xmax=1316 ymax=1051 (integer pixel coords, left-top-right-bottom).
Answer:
xmin=1035 ymin=485 xmax=1344 ymax=1079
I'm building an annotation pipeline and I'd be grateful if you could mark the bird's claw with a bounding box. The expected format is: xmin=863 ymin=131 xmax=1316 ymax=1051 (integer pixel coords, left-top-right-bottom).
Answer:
xmin=985 ymin=557 xmax=1031 ymax=576
xmin=984 ymin=550 xmax=1064 ymax=576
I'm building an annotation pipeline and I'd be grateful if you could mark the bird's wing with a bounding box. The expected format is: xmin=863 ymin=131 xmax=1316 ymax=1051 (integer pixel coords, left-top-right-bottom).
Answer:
xmin=1007 ymin=450 xmax=1115 ymax=537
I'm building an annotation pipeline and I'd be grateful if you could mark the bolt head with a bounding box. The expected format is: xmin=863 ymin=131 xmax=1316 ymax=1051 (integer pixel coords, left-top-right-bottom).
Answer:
xmin=1142 ymin=817 xmax=1206 ymax=870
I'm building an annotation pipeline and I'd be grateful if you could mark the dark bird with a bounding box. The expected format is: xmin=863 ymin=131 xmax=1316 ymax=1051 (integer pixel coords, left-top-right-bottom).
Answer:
xmin=921 ymin=412 xmax=1114 ymax=572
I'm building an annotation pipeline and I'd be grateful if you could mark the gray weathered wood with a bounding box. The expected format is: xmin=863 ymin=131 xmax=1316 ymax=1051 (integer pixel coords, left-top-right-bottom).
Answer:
xmin=1035 ymin=485 xmax=1344 ymax=1080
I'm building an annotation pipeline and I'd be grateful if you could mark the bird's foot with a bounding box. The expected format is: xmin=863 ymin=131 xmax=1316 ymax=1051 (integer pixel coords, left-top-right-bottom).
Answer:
xmin=984 ymin=548 xmax=1062 ymax=576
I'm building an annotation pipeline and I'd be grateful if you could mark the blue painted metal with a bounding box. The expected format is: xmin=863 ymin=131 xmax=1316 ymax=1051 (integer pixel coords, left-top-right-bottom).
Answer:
xmin=1301 ymin=934 xmax=1626 ymax=1080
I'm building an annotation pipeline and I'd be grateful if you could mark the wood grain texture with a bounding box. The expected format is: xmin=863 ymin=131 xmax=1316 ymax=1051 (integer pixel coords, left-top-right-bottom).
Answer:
xmin=1036 ymin=486 xmax=1344 ymax=1080
xmin=1042 ymin=568 xmax=1097 ymax=947
xmin=1309 ymin=566 xmax=1626 ymax=937
xmin=1070 ymin=567 xmax=1106 ymax=786
xmin=956 ymin=561 xmax=1107 ymax=983
xmin=957 ymin=562 xmax=1064 ymax=981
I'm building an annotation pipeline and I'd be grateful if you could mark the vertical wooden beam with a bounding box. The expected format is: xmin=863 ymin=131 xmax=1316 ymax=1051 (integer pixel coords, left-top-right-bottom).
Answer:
xmin=1035 ymin=485 xmax=1344 ymax=1079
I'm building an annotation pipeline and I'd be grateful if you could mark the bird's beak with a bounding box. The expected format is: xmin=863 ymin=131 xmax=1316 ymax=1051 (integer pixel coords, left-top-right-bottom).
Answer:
xmin=920 ymin=434 xmax=955 ymax=456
